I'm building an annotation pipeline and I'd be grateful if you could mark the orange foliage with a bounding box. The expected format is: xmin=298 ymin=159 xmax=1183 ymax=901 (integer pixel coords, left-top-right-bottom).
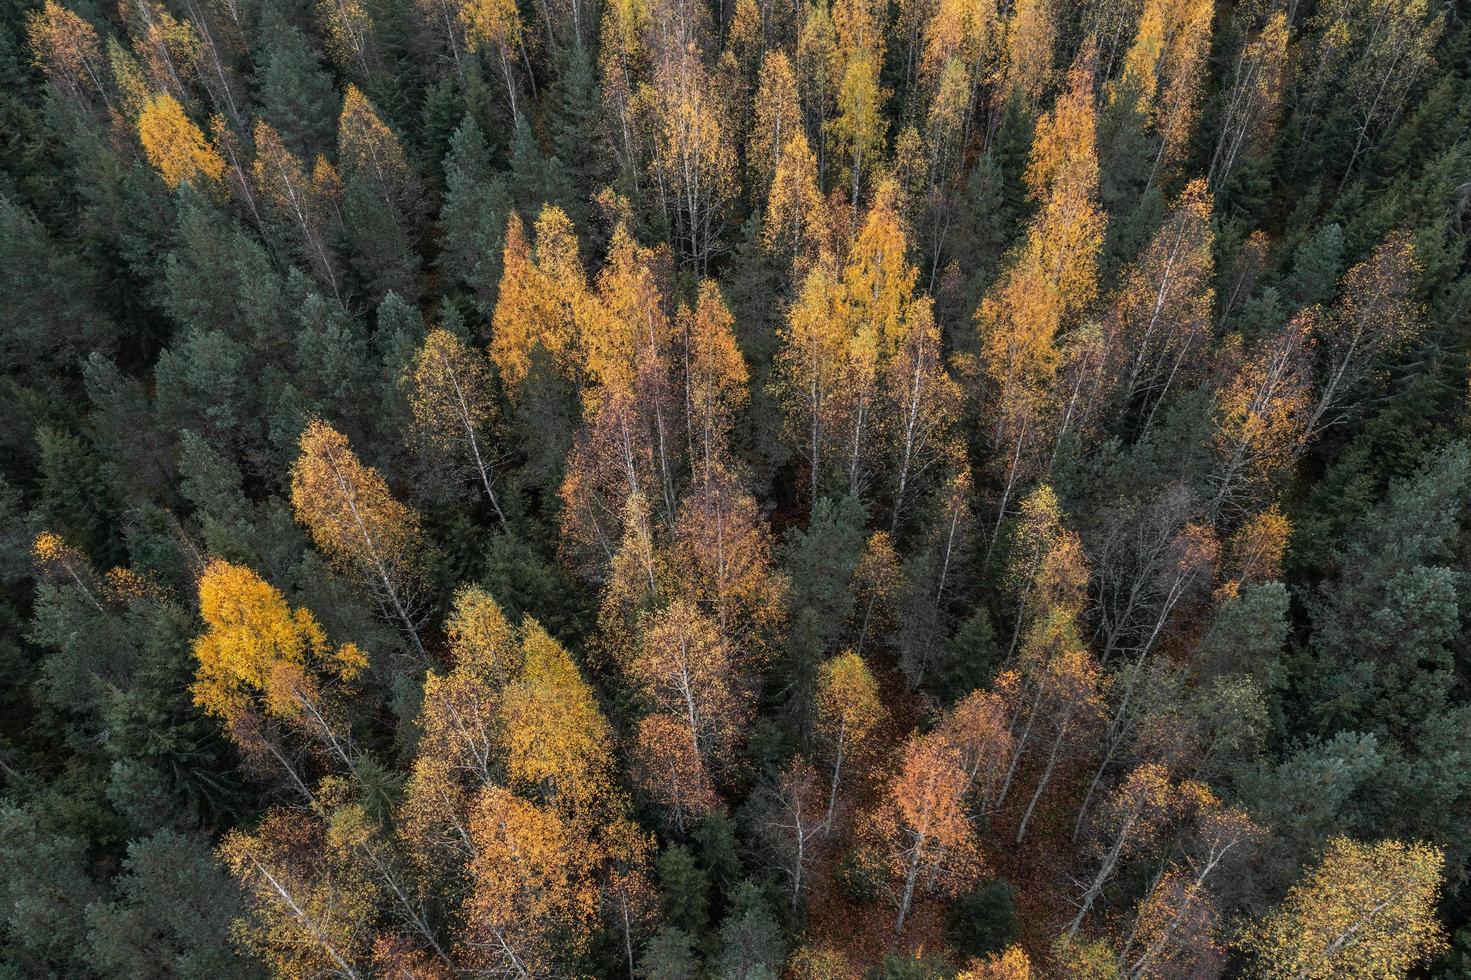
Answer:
xmin=460 ymin=786 xmax=600 ymax=976
xmin=861 ymin=731 xmax=986 ymax=933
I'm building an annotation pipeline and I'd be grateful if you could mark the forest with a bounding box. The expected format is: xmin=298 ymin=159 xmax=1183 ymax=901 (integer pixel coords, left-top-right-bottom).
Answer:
xmin=0 ymin=0 xmax=1469 ymax=970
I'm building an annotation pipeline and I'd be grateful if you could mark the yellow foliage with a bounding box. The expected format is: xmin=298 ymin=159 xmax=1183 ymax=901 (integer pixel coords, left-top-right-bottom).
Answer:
xmin=491 ymin=207 xmax=589 ymax=397
xmin=1116 ymin=0 xmax=1213 ymax=169
xmin=816 ymin=650 xmax=886 ymax=752
xmin=317 ymin=0 xmax=372 ymax=74
xmin=1000 ymin=0 xmax=1055 ymax=109
xmin=290 ymin=418 xmax=420 ymax=581
xmin=337 ymin=84 xmax=412 ymax=205
xmin=137 ymin=91 xmax=225 ymax=189
xmin=220 ymin=808 xmax=380 ymax=980
xmin=190 ymin=559 xmax=362 ymax=723
xmin=1241 ymin=837 xmax=1446 ymax=978
xmin=500 ymin=619 xmax=614 ymax=814
xmin=26 ymin=0 xmax=104 ymax=100
xmin=445 ymin=584 xmax=520 ymax=682
xmin=460 ymin=0 xmax=522 ymax=50
xmin=749 ymin=51 xmax=804 ymax=190
xmin=958 ymin=946 xmax=1033 ymax=980
xmin=764 ymin=129 xmax=825 ymax=256
xmin=461 ymin=785 xmax=600 ymax=975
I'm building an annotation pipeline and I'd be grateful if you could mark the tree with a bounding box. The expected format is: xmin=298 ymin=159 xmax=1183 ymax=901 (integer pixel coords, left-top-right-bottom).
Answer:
xmin=766 ymin=132 xmax=830 ymax=271
xmin=1310 ymin=0 xmax=1443 ymax=182
xmin=958 ymin=946 xmax=1034 ymax=980
xmin=861 ymin=731 xmax=985 ymax=933
xmin=628 ymin=598 xmax=751 ymax=779
xmin=252 ymin=120 xmax=343 ymax=299
xmin=1120 ymin=793 xmax=1261 ymax=979
xmin=774 ymin=261 xmax=849 ymax=505
xmin=1018 ymin=43 xmax=1105 ymax=322
xmin=32 ymin=531 xmax=103 ymax=612
xmin=191 ymin=559 xmax=366 ymax=784
xmin=500 ymin=618 xmax=616 ymax=818
xmin=490 ymin=207 xmax=588 ymax=398
xmin=976 ymin=45 xmax=1103 ymax=555
xmin=220 ymin=808 xmax=379 ymax=979
xmin=406 ymin=327 xmax=509 ymax=528
xmin=461 ymin=0 xmax=528 ymax=122
xmin=712 ymin=881 xmax=786 ymax=977
xmin=1102 ymin=178 xmax=1214 ymax=435
xmin=1018 ymin=645 xmax=1107 ymax=847
xmin=674 ymin=464 xmax=788 ymax=659
xmin=413 ymin=585 xmax=519 ymax=789
xmin=26 ymin=0 xmax=110 ymax=107
xmin=679 ymin=281 xmax=748 ymax=488
xmin=1240 ymin=837 xmax=1446 ymax=979
xmin=253 ymin=5 xmax=338 ymax=158
xmin=998 ymin=0 xmax=1054 ymax=112
xmin=633 ymin=713 xmax=719 ymax=832
xmin=1076 ymin=515 xmax=1217 ymax=833
xmin=318 ymin=0 xmax=375 ymax=81
xmin=766 ymin=757 xmax=827 ymax=910
xmin=1066 ymin=763 xmax=1175 ymax=938
xmin=1209 ymin=507 xmax=1287 ymax=604
xmin=851 ymin=530 xmax=904 ymax=654
xmin=1210 ymin=316 xmax=1315 ymax=514
xmin=337 ymin=84 xmax=417 ymax=219
xmin=137 ymin=92 xmax=226 ymax=189
xmin=639 ymin=44 xmax=738 ymax=272
xmin=816 ymin=650 xmax=886 ymax=829
xmin=796 ymin=0 xmax=840 ymax=182
xmin=437 ymin=117 xmax=510 ymax=311
xmin=885 ymin=296 xmax=961 ymax=530
xmin=828 ymin=40 xmax=885 ymax=212
xmin=1115 ymin=0 xmax=1213 ymax=183
xmin=749 ymin=52 xmax=804 ymax=193
xmin=1304 ymin=230 xmax=1420 ymax=440
xmin=290 ymin=419 xmax=426 ymax=657
xmin=1001 ymin=484 xmax=1066 ymax=658
xmin=86 ymin=829 xmax=256 ymax=980
xmin=557 ymin=225 xmax=685 ymax=568
xmin=919 ymin=0 xmax=997 ymax=152
xmin=1121 ymin=868 xmax=1223 ymax=979
xmin=1207 ymin=11 xmax=1288 ymax=190
xmin=936 ymin=688 xmax=1013 ymax=811
xmin=460 ymin=785 xmax=600 ymax=976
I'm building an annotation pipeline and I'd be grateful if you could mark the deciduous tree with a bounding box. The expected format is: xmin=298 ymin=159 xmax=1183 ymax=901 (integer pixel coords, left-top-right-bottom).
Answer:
xmin=220 ymin=808 xmax=379 ymax=979
xmin=460 ymin=785 xmax=600 ymax=977
xmin=192 ymin=559 xmax=366 ymax=782
xmin=861 ymin=731 xmax=985 ymax=933
xmin=406 ymin=327 xmax=509 ymax=528
xmin=816 ymin=650 xmax=886 ymax=829
xmin=290 ymin=419 xmax=426 ymax=657
xmin=137 ymin=91 xmax=226 ymax=189
xmin=1240 ymin=837 xmax=1446 ymax=979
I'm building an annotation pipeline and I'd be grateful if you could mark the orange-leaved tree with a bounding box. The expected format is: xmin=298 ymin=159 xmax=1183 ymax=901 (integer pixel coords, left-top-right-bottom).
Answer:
xmin=860 ymin=730 xmax=985 ymax=933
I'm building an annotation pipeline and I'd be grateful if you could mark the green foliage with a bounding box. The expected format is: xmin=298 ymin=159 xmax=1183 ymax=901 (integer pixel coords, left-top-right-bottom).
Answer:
xmin=945 ymin=880 xmax=1019 ymax=959
xmin=713 ymin=881 xmax=786 ymax=979
xmin=640 ymin=926 xmax=702 ymax=979
xmin=659 ymin=844 xmax=712 ymax=936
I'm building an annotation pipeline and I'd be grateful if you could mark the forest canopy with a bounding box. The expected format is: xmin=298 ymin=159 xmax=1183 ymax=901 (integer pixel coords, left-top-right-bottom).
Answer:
xmin=1 ymin=0 xmax=1470 ymax=973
